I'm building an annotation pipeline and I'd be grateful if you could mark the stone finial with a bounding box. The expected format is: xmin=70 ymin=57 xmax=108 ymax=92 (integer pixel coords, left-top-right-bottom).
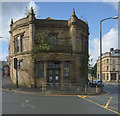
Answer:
xmin=29 ymin=7 xmax=34 ymax=15
xmin=11 ymin=19 xmax=13 ymax=25
xmin=72 ymin=8 xmax=75 ymax=16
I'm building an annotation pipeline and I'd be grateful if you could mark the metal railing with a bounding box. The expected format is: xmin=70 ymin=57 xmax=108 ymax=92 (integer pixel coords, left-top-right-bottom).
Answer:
xmin=41 ymin=83 xmax=102 ymax=94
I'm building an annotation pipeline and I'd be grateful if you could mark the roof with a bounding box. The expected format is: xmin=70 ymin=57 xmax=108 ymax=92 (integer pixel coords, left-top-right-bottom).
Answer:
xmin=45 ymin=17 xmax=55 ymax=20
xmin=97 ymin=49 xmax=120 ymax=61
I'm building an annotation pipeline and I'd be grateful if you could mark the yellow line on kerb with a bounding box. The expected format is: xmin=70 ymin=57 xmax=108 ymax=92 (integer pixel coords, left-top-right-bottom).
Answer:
xmin=78 ymin=95 xmax=120 ymax=115
xmin=105 ymin=97 xmax=112 ymax=108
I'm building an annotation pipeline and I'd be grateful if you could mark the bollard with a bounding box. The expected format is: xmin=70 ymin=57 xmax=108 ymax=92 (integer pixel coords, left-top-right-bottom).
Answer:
xmin=96 ymin=85 xmax=102 ymax=93
xmin=85 ymin=85 xmax=87 ymax=92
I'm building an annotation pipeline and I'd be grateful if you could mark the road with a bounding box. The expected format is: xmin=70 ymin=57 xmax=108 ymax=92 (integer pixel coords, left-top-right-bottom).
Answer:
xmin=2 ymin=83 xmax=120 ymax=115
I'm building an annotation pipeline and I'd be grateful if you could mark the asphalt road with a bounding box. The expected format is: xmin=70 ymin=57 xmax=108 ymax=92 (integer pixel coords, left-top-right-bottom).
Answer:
xmin=2 ymin=83 xmax=120 ymax=115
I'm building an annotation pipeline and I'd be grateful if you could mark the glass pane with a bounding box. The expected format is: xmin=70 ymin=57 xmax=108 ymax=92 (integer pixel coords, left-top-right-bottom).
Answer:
xmin=49 ymin=76 xmax=52 ymax=82
xmin=17 ymin=39 xmax=19 ymax=52
xmin=64 ymin=62 xmax=70 ymax=77
xmin=37 ymin=62 xmax=44 ymax=78
xmin=19 ymin=61 xmax=23 ymax=69
xmin=55 ymin=76 xmax=59 ymax=80
xmin=112 ymin=59 xmax=115 ymax=64
xmin=55 ymin=70 xmax=59 ymax=75
xmin=49 ymin=70 xmax=52 ymax=75
xmin=47 ymin=62 xmax=60 ymax=68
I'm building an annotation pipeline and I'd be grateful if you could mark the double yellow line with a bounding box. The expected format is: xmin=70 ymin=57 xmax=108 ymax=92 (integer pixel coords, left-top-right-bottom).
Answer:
xmin=78 ymin=95 xmax=120 ymax=115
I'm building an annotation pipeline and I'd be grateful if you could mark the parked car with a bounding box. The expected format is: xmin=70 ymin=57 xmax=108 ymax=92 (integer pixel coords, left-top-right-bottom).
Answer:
xmin=88 ymin=80 xmax=97 ymax=87
xmin=96 ymin=80 xmax=104 ymax=87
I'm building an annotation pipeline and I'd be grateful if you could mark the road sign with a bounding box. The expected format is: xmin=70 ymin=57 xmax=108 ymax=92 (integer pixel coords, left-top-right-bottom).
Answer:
xmin=14 ymin=58 xmax=17 ymax=69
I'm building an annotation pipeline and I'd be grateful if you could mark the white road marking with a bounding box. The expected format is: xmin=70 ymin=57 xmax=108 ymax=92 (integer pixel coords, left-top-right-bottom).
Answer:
xmin=21 ymin=100 xmax=34 ymax=108
xmin=25 ymin=100 xmax=29 ymax=103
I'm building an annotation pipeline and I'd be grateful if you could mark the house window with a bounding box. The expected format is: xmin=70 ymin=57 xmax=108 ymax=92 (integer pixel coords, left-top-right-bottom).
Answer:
xmin=107 ymin=66 xmax=109 ymax=70
xmin=107 ymin=59 xmax=109 ymax=63
xmin=14 ymin=35 xmax=24 ymax=53
xmin=19 ymin=61 xmax=23 ymax=69
xmin=47 ymin=62 xmax=60 ymax=68
xmin=111 ymin=73 xmax=116 ymax=80
xmin=14 ymin=39 xmax=17 ymax=53
xmin=17 ymin=36 xmax=20 ymax=52
xmin=49 ymin=36 xmax=57 ymax=45
xmin=14 ymin=36 xmax=20 ymax=53
xmin=112 ymin=59 xmax=115 ymax=64
xmin=47 ymin=33 xmax=58 ymax=46
xmin=64 ymin=62 xmax=70 ymax=78
xmin=113 ymin=66 xmax=115 ymax=71
xmin=98 ymin=74 xmax=99 ymax=79
xmin=36 ymin=62 xmax=44 ymax=78
xmin=107 ymin=73 xmax=109 ymax=80
xmin=21 ymin=35 xmax=24 ymax=52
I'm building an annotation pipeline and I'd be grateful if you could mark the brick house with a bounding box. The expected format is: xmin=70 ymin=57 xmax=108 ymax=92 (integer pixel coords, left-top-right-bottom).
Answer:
xmin=9 ymin=7 xmax=89 ymax=88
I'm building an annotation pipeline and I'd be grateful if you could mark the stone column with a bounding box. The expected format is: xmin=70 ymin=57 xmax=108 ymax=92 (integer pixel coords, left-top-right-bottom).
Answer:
xmin=28 ymin=7 xmax=35 ymax=52
xmin=19 ymin=35 xmax=22 ymax=53
xmin=116 ymin=72 xmax=119 ymax=82
xmin=28 ymin=7 xmax=36 ymax=87
xmin=9 ymin=19 xmax=13 ymax=56
xmin=44 ymin=62 xmax=47 ymax=83
xmin=69 ymin=25 xmax=77 ymax=53
xmin=61 ymin=61 xmax=64 ymax=88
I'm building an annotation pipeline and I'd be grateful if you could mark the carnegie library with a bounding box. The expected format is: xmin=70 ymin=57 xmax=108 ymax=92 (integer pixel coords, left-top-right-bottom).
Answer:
xmin=9 ymin=7 xmax=89 ymax=88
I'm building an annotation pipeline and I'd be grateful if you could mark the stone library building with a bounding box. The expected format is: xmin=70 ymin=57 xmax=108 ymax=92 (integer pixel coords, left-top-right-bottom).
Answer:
xmin=9 ymin=7 xmax=89 ymax=88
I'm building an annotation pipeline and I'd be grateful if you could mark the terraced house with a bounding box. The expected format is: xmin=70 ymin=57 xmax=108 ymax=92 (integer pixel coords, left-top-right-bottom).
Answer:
xmin=9 ymin=7 xmax=89 ymax=88
xmin=97 ymin=48 xmax=120 ymax=82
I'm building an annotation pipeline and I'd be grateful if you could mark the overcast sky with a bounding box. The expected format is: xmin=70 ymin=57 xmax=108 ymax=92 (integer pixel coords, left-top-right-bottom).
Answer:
xmin=0 ymin=0 xmax=119 ymax=66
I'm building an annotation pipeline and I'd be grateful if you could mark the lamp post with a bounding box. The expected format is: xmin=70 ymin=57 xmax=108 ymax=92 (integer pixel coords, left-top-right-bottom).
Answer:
xmin=100 ymin=16 xmax=118 ymax=90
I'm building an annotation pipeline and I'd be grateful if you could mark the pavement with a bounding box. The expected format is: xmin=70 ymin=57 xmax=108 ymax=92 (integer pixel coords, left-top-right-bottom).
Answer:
xmin=2 ymin=76 xmax=120 ymax=114
xmin=2 ymin=76 xmax=45 ymax=95
xmin=2 ymin=76 xmax=104 ymax=96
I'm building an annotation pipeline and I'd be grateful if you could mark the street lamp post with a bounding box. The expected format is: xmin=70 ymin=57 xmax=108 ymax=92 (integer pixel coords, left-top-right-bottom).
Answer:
xmin=100 ymin=16 xmax=118 ymax=90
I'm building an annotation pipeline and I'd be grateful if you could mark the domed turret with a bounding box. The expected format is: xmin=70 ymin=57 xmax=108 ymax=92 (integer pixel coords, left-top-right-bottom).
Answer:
xmin=68 ymin=9 xmax=79 ymax=53
xmin=68 ymin=8 xmax=78 ymax=27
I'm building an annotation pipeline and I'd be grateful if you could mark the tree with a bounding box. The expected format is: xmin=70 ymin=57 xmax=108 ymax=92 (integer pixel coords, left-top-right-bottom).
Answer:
xmin=80 ymin=15 xmax=88 ymax=24
xmin=25 ymin=7 xmax=30 ymax=16
xmin=93 ymin=63 xmax=97 ymax=78
xmin=31 ymin=32 xmax=56 ymax=59
xmin=80 ymin=54 xmax=89 ymax=77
